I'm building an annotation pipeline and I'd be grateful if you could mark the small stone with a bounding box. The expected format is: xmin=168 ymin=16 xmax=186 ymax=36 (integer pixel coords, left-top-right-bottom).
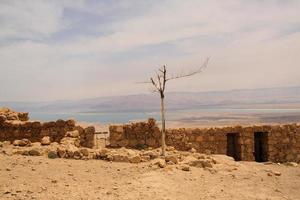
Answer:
xmin=165 ymin=155 xmax=178 ymax=164
xmin=66 ymin=130 xmax=80 ymax=138
xmin=181 ymin=165 xmax=190 ymax=171
xmin=286 ymin=162 xmax=298 ymax=167
xmin=129 ymin=155 xmax=141 ymax=163
xmin=41 ymin=186 xmax=47 ymax=191
xmin=141 ymin=155 xmax=151 ymax=162
xmin=51 ymin=180 xmax=57 ymax=184
xmin=112 ymin=154 xmax=129 ymax=162
xmin=154 ymin=159 xmax=166 ymax=168
xmin=57 ymin=147 xmax=66 ymax=158
xmin=142 ymin=151 xmax=159 ymax=159
xmin=267 ymin=172 xmax=272 ymax=177
xmin=48 ymin=151 xmax=58 ymax=159
xmin=0 ymin=115 xmax=7 ymax=123
xmin=41 ymin=136 xmax=51 ymax=145
xmin=80 ymin=148 xmax=89 ymax=157
xmin=73 ymin=151 xmax=82 ymax=159
xmin=190 ymin=148 xmax=197 ymax=153
xmin=13 ymin=139 xmax=31 ymax=147
xmin=166 ymin=146 xmax=175 ymax=151
xmin=28 ymin=149 xmax=41 ymax=156
xmin=112 ymin=186 xmax=118 ymax=190
xmin=273 ymin=171 xmax=281 ymax=176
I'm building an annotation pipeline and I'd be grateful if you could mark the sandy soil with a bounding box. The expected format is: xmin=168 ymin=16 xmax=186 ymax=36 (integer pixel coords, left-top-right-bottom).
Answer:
xmin=0 ymin=154 xmax=300 ymax=200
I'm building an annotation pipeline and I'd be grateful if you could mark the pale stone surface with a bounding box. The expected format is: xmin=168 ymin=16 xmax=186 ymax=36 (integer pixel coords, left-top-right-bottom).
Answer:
xmin=41 ymin=136 xmax=51 ymax=145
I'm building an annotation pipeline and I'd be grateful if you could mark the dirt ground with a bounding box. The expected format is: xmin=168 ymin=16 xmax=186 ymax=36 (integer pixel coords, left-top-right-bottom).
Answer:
xmin=0 ymin=154 xmax=300 ymax=200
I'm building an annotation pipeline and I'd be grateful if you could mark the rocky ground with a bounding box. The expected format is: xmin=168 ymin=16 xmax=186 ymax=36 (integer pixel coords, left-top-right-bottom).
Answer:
xmin=0 ymin=141 xmax=300 ymax=200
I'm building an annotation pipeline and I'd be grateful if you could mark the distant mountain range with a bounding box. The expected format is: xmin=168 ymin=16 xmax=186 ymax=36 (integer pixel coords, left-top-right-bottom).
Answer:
xmin=1 ymin=86 xmax=300 ymax=113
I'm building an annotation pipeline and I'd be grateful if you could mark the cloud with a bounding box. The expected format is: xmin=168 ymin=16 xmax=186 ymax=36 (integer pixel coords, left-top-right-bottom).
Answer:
xmin=0 ymin=0 xmax=300 ymax=101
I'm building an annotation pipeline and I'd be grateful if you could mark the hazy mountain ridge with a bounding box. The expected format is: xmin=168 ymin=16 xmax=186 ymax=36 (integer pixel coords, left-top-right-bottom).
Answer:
xmin=1 ymin=86 xmax=300 ymax=113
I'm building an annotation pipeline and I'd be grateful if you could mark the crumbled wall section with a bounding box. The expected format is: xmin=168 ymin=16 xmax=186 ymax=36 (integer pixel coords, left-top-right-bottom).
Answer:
xmin=109 ymin=118 xmax=161 ymax=148
xmin=0 ymin=119 xmax=95 ymax=148
xmin=109 ymin=119 xmax=300 ymax=163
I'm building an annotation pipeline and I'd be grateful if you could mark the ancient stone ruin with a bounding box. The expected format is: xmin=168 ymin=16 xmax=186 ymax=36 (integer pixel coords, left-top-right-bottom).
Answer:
xmin=0 ymin=108 xmax=95 ymax=148
xmin=1 ymin=108 xmax=299 ymax=165
xmin=109 ymin=118 xmax=300 ymax=163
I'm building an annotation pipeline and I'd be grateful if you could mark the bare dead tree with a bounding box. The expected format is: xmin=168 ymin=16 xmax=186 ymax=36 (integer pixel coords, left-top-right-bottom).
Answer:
xmin=139 ymin=58 xmax=209 ymax=156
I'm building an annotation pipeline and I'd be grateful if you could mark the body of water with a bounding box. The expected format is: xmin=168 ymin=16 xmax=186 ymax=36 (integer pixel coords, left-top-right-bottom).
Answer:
xmin=29 ymin=108 xmax=300 ymax=124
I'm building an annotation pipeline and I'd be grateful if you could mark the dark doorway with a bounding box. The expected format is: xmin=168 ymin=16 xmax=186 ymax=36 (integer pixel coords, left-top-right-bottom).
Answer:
xmin=254 ymin=132 xmax=268 ymax=162
xmin=227 ymin=133 xmax=241 ymax=161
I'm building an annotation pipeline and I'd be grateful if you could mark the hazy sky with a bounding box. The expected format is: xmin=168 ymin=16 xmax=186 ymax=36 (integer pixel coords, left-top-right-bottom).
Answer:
xmin=1 ymin=0 xmax=300 ymax=101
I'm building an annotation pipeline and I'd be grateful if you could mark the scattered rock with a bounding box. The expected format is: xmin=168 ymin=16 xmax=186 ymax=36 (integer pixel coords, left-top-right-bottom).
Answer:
xmin=112 ymin=186 xmax=118 ymax=190
xmin=13 ymin=139 xmax=31 ymax=147
xmin=183 ymin=155 xmax=213 ymax=168
xmin=267 ymin=172 xmax=272 ymax=177
xmin=165 ymin=155 xmax=179 ymax=164
xmin=166 ymin=146 xmax=175 ymax=151
xmin=80 ymin=148 xmax=89 ymax=157
xmin=154 ymin=159 xmax=166 ymax=168
xmin=112 ymin=154 xmax=129 ymax=162
xmin=0 ymin=115 xmax=6 ymax=123
xmin=61 ymin=137 xmax=80 ymax=147
xmin=66 ymin=130 xmax=80 ymax=138
xmin=142 ymin=150 xmax=159 ymax=159
xmin=66 ymin=145 xmax=80 ymax=158
xmin=28 ymin=149 xmax=41 ymax=156
xmin=48 ymin=151 xmax=58 ymax=159
xmin=190 ymin=148 xmax=197 ymax=153
xmin=286 ymin=162 xmax=298 ymax=167
xmin=73 ymin=150 xmax=82 ymax=159
xmin=141 ymin=155 xmax=151 ymax=162
xmin=57 ymin=146 xmax=67 ymax=158
xmin=129 ymin=155 xmax=141 ymax=163
xmin=41 ymin=136 xmax=51 ymax=145
xmin=273 ymin=171 xmax=282 ymax=176
xmin=180 ymin=164 xmax=191 ymax=171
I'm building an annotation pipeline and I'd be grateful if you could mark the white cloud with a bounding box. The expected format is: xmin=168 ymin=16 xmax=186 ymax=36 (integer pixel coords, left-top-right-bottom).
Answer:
xmin=0 ymin=0 xmax=300 ymax=101
xmin=0 ymin=0 xmax=86 ymax=40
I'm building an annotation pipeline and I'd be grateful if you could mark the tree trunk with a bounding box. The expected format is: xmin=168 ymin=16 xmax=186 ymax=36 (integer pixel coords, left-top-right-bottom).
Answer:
xmin=160 ymin=97 xmax=166 ymax=156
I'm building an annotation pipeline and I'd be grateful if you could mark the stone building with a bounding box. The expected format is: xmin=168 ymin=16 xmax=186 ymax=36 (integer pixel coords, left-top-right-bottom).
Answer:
xmin=109 ymin=118 xmax=300 ymax=163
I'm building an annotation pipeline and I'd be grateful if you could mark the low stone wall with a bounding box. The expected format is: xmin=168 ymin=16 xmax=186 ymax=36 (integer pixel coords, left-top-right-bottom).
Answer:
xmin=0 ymin=109 xmax=95 ymax=148
xmin=109 ymin=118 xmax=161 ymax=148
xmin=0 ymin=107 xmax=29 ymax=121
xmin=109 ymin=119 xmax=300 ymax=163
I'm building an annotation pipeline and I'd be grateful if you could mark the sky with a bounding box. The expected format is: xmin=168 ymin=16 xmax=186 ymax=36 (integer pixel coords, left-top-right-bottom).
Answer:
xmin=0 ymin=0 xmax=300 ymax=101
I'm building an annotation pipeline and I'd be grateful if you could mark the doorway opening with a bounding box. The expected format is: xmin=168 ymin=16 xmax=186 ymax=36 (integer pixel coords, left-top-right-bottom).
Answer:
xmin=254 ymin=132 xmax=268 ymax=162
xmin=227 ymin=133 xmax=241 ymax=161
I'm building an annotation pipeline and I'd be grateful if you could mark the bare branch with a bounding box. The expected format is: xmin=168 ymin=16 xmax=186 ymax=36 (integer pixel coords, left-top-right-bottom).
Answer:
xmin=157 ymin=73 xmax=162 ymax=91
xmin=135 ymin=81 xmax=152 ymax=84
xmin=162 ymin=65 xmax=167 ymax=92
xmin=166 ymin=57 xmax=209 ymax=81
xmin=150 ymin=77 xmax=160 ymax=91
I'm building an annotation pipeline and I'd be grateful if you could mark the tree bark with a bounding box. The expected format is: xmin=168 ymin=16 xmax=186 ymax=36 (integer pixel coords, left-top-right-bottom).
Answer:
xmin=160 ymin=96 xmax=166 ymax=156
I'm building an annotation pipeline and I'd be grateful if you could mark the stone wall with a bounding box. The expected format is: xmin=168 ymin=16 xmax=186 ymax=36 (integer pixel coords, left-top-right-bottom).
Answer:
xmin=109 ymin=118 xmax=160 ymax=148
xmin=109 ymin=119 xmax=300 ymax=163
xmin=0 ymin=108 xmax=95 ymax=148
xmin=0 ymin=107 xmax=29 ymax=121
